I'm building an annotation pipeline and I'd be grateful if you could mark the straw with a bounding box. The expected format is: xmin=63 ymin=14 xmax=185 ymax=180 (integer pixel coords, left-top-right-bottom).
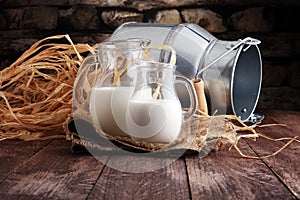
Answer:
xmin=0 ymin=35 xmax=94 ymax=141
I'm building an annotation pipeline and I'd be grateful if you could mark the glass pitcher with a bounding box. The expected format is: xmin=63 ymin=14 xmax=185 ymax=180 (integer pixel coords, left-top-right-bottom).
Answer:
xmin=87 ymin=39 xmax=150 ymax=136
xmin=124 ymin=60 xmax=198 ymax=143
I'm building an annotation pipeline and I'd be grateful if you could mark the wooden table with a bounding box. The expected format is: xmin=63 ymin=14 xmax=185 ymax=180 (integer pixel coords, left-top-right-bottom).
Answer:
xmin=0 ymin=110 xmax=299 ymax=200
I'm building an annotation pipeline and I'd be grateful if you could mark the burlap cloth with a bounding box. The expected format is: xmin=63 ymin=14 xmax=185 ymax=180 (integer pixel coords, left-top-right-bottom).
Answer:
xmin=64 ymin=110 xmax=237 ymax=156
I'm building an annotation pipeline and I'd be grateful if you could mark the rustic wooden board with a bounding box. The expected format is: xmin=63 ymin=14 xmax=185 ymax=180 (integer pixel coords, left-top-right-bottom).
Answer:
xmin=0 ymin=140 xmax=108 ymax=200
xmin=88 ymin=155 xmax=191 ymax=200
xmin=185 ymin=140 xmax=296 ymax=199
xmin=264 ymin=110 xmax=300 ymax=132
xmin=0 ymin=140 xmax=50 ymax=181
xmin=0 ymin=110 xmax=299 ymax=199
xmin=244 ymin=110 xmax=300 ymax=199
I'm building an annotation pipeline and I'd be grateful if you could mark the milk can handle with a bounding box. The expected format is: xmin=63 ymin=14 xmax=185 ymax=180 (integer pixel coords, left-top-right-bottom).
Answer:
xmin=176 ymin=75 xmax=198 ymax=121
xmin=196 ymin=37 xmax=261 ymax=78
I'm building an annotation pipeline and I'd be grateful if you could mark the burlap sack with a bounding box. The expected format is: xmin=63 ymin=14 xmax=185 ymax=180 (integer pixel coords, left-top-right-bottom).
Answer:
xmin=64 ymin=111 xmax=237 ymax=156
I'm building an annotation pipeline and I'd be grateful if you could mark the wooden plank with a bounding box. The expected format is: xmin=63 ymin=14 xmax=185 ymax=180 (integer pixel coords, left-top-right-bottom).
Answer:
xmin=185 ymin=140 xmax=296 ymax=199
xmin=0 ymin=139 xmax=109 ymax=200
xmin=244 ymin=110 xmax=300 ymax=198
xmin=88 ymin=155 xmax=191 ymax=199
xmin=263 ymin=110 xmax=300 ymax=133
xmin=0 ymin=140 xmax=50 ymax=181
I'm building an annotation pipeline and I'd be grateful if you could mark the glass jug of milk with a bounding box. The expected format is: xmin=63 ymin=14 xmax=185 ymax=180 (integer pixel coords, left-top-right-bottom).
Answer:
xmin=79 ymin=39 xmax=150 ymax=136
xmin=124 ymin=60 xmax=198 ymax=143
xmin=74 ymin=39 xmax=149 ymax=119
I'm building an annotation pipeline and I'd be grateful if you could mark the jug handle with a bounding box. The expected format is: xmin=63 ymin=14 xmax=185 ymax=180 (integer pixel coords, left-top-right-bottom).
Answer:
xmin=176 ymin=75 xmax=198 ymax=121
xmin=74 ymin=62 xmax=101 ymax=109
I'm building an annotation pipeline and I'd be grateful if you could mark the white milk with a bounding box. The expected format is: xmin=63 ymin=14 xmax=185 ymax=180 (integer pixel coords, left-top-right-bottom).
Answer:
xmin=90 ymin=87 xmax=152 ymax=136
xmin=90 ymin=87 xmax=134 ymax=136
xmin=126 ymin=99 xmax=182 ymax=143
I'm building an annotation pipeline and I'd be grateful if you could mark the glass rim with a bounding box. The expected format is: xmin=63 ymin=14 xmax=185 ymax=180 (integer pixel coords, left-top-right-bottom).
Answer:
xmin=99 ymin=38 xmax=150 ymax=50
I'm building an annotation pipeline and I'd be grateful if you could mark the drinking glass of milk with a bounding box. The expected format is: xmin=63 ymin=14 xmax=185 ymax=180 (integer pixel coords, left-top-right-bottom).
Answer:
xmin=125 ymin=60 xmax=198 ymax=143
xmin=89 ymin=39 xmax=150 ymax=136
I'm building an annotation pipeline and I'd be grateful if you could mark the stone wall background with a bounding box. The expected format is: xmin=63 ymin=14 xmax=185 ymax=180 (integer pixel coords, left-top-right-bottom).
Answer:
xmin=1 ymin=0 xmax=300 ymax=110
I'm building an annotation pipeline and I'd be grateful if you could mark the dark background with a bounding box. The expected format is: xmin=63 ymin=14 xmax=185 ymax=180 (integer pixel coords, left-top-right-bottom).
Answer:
xmin=1 ymin=0 xmax=300 ymax=110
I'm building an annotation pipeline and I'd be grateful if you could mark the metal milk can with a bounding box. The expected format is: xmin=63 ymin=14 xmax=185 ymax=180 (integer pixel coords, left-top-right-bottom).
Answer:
xmin=110 ymin=22 xmax=262 ymax=122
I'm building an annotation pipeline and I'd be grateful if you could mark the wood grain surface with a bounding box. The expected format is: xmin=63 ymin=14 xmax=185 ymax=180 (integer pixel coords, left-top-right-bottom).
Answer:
xmin=185 ymin=139 xmax=296 ymax=200
xmin=245 ymin=110 xmax=300 ymax=199
xmin=0 ymin=110 xmax=299 ymax=200
xmin=0 ymin=140 xmax=50 ymax=181
xmin=89 ymin=156 xmax=190 ymax=200
xmin=0 ymin=140 xmax=108 ymax=199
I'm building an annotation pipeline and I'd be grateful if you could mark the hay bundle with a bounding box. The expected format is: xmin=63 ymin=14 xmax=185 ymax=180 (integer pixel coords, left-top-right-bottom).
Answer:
xmin=0 ymin=35 xmax=94 ymax=141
